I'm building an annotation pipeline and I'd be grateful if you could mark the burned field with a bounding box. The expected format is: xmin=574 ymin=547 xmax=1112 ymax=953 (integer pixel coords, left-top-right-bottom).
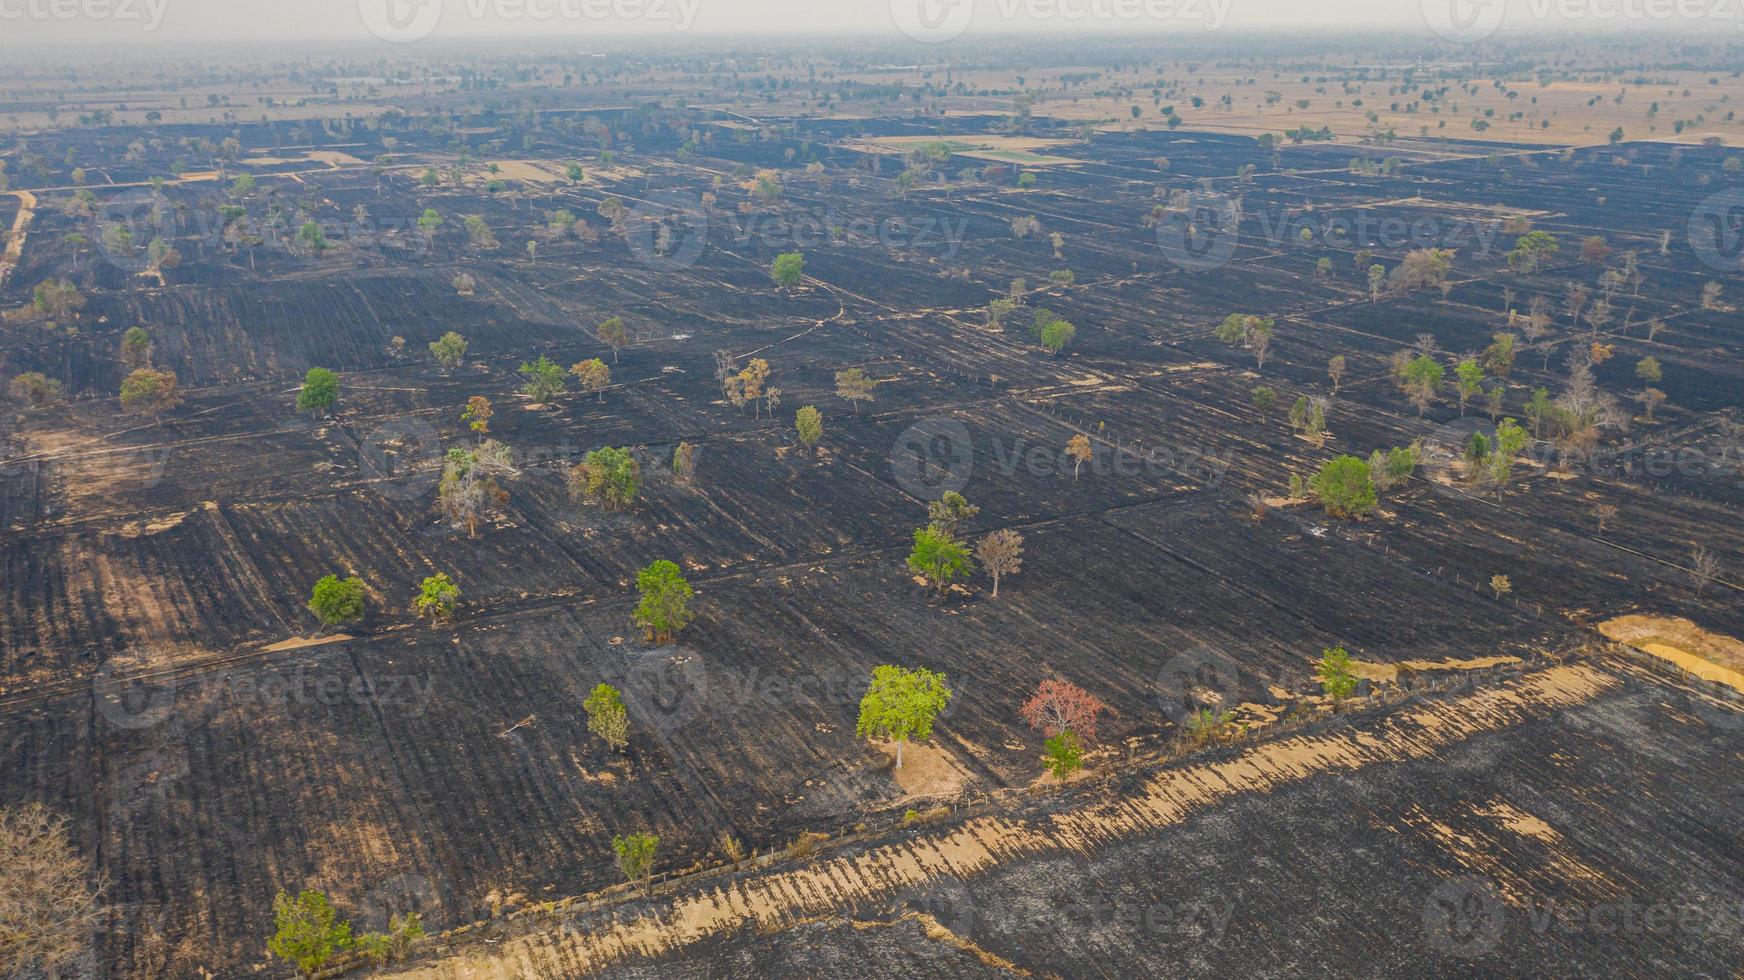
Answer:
xmin=2 ymin=109 xmax=1742 ymax=977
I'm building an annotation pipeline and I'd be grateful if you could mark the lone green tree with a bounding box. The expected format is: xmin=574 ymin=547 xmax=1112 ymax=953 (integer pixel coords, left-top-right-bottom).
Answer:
xmin=632 ymin=560 xmax=694 ymax=644
xmin=121 ymin=326 xmax=153 ymax=368
xmin=569 ymin=446 xmax=640 ymax=510
xmin=1308 ymin=455 xmax=1378 ymax=519
xmin=907 ymin=526 xmax=973 ymax=597
xmin=596 ymin=316 xmax=628 ymax=363
xmin=855 ymin=665 xmax=952 ymax=769
xmin=119 ymin=368 xmax=182 ymax=423
xmin=794 ymin=405 xmax=823 ymax=454
xmin=429 ymin=331 xmax=468 ymax=372
xmin=410 ymin=573 xmax=460 ymax=625
xmin=267 ymin=889 xmax=352 ymax=979
xmin=584 ymin=683 xmax=630 ymax=752
xmin=308 ymin=575 xmax=365 ymax=631
xmin=1043 ymin=730 xmax=1084 ymax=780
xmin=518 ymin=355 xmax=566 ymax=404
xmin=834 ymin=367 xmax=875 ymax=414
xmin=296 ymin=367 xmax=339 ymax=417
xmin=771 ymin=251 xmax=805 ymax=289
xmin=1039 ymin=319 xmax=1076 ymax=355
xmin=1317 ymin=645 xmax=1358 ymax=705
xmin=611 ymin=832 xmax=659 ymax=896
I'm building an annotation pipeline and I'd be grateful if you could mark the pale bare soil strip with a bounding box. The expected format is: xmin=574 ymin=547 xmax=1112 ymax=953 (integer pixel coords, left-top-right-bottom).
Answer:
xmin=390 ymin=663 xmax=1623 ymax=979
xmin=0 ymin=189 xmax=36 ymax=287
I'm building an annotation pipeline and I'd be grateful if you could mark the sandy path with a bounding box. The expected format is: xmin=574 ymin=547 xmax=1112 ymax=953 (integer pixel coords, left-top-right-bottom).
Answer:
xmin=0 ymin=189 xmax=36 ymax=287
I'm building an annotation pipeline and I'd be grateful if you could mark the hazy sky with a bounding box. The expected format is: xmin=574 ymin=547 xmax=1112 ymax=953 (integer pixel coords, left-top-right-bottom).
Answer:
xmin=0 ymin=0 xmax=1734 ymax=45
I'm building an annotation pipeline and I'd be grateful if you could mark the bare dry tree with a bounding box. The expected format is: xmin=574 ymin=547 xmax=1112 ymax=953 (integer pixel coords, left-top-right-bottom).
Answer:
xmin=976 ymin=529 xmax=1024 ymax=599
xmin=1690 ymin=546 xmax=1721 ymax=597
xmin=0 ymin=803 xmax=103 ymax=980
xmin=1593 ymin=503 xmax=1618 ymax=535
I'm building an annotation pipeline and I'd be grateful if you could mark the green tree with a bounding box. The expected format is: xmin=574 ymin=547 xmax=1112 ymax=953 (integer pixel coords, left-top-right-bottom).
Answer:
xmin=1507 ymin=230 xmax=1559 ymax=272
xmin=9 ymin=372 xmax=63 ymax=409
xmin=296 ymin=220 xmax=330 ymax=252
xmin=632 ymin=560 xmax=694 ymax=644
xmin=429 ymin=331 xmax=468 ymax=372
xmin=584 ymin=683 xmax=630 ymax=752
xmin=855 ymin=664 xmax=952 ymax=769
xmin=612 ymin=832 xmax=659 ymax=896
xmin=771 ymin=251 xmax=805 ymax=288
xmin=296 ymin=367 xmax=339 ymax=416
xmin=411 ymin=573 xmax=459 ymax=625
xmin=596 ymin=316 xmax=628 ymax=363
xmin=795 ymin=405 xmax=823 ymax=453
xmin=119 ymin=368 xmax=181 ymax=422
xmin=267 ymin=890 xmax=352 ymax=978
xmin=1039 ymin=319 xmax=1076 ymax=355
xmin=834 ymin=367 xmax=875 ymax=414
xmin=518 ymin=355 xmax=566 ymax=403
xmin=907 ymin=526 xmax=973 ymax=597
xmin=1318 ymin=645 xmax=1358 ymax=704
xmin=1250 ymin=385 xmax=1277 ymax=419
xmin=1308 ymin=456 xmax=1377 ymax=519
xmin=1043 ymin=730 xmax=1084 ymax=779
xmin=1453 ymin=359 xmax=1485 ymax=417
xmin=121 ymin=326 xmax=152 ymax=368
xmin=1486 ymin=417 xmax=1529 ymax=500
xmin=1400 ymin=355 xmax=1444 ymax=416
xmin=307 ymin=575 xmax=365 ymax=630
xmin=570 ymin=446 xmax=640 ymax=510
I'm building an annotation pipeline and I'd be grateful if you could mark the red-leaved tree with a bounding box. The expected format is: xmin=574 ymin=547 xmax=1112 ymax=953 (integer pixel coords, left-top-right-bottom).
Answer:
xmin=1019 ymin=678 xmax=1110 ymax=743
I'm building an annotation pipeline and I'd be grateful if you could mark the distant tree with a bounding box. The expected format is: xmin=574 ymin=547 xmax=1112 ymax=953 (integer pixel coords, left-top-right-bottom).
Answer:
xmin=0 ymin=803 xmax=103 ymax=980
xmin=569 ymin=446 xmax=641 ymax=510
xmin=1507 ymin=230 xmax=1559 ymax=272
xmin=1327 ymin=355 xmax=1346 ymax=394
xmin=1019 ymin=677 xmax=1108 ymax=742
xmin=1690 ymin=546 xmax=1721 ymax=596
xmin=1483 ymin=333 xmax=1517 ymax=379
xmin=632 ymin=560 xmax=694 ymax=644
xmin=1635 ymin=357 xmax=1664 ymax=421
xmin=1366 ymin=264 xmax=1386 ymax=302
xmin=1066 ymin=433 xmax=1093 ymax=479
xmin=417 ymin=208 xmax=442 ymax=240
xmin=1309 ymin=455 xmax=1377 ymax=519
xmin=908 ymin=527 xmax=973 ymax=597
xmin=856 ymin=665 xmax=951 ymax=769
xmin=611 ymin=832 xmax=658 ymax=897
xmin=1593 ymin=502 xmax=1619 ymax=535
xmin=1702 ymin=281 xmax=1723 ymax=310
xmin=307 ymin=575 xmax=365 ymax=630
xmin=1400 ymin=356 xmax=1444 ymax=416
xmin=439 ymin=441 xmax=513 ymax=537
xmin=9 ymin=372 xmax=62 ymax=409
xmin=570 ymin=358 xmax=612 ymax=401
xmin=1453 ymin=359 xmax=1485 ymax=417
xmin=1250 ymin=385 xmax=1277 ymax=420
xmin=462 ymin=396 xmax=492 ymax=437
xmin=1578 ymin=235 xmax=1611 ymax=264
xmin=834 ymin=367 xmax=875 ymax=414
xmin=451 ymin=272 xmax=476 ymax=296
xmin=32 ymin=278 xmax=84 ymax=319
xmin=672 ymin=442 xmax=699 ymax=484
xmin=1387 ymin=248 xmax=1453 ymax=294
xmin=461 ymin=214 xmax=499 ymax=250
xmin=119 ymin=368 xmax=182 ymax=423
xmin=584 ymin=683 xmax=630 ymax=753
xmin=976 ymin=529 xmax=1024 ymax=599
xmin=1317 ymin=646 xmax=1357 ymax=704
xmin=925 ymin=491 xmax=979 ymax=537
xmin=267 ymin=890 xmax=353 ymax=979
xmin=296 ymin=367 xmax=339 ymax=417
xmin=518 ymin=355 xmax=566 ymax=403
xmin=771 ymin=251 xmax=805 ymax=289
xmin=296 ymin=220 xmax=330 ymax=252
xmin=1039 ymin=318 xmax=1076 ymax=355
xmin=723 ymin=358 xmax=773 ymax=417
xmin=596 ymin=316 xmax=628 ymax=363
xmin=1489 ymin=574 xmax=1513 ymax=600
xmin=121 ymin=326 xmax=153 ymax=369
xmin=411 ymin=573 xmax=459 ymax=625
xmin=794 ymin=405 xmax=824 ymax=454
